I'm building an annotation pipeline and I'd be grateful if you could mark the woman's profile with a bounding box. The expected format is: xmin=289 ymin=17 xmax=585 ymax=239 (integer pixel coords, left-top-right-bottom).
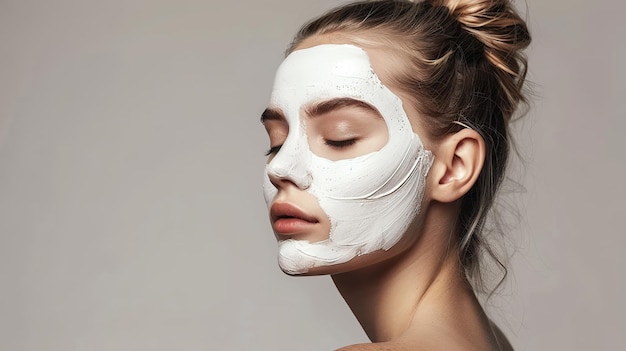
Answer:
xmin=260 ymin=0 xmax=530 ymax=349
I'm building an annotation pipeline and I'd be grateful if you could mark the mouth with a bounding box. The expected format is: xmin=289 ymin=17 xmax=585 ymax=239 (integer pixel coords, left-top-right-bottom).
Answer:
xmin=270 ymin=202 xmax=319 ymax=235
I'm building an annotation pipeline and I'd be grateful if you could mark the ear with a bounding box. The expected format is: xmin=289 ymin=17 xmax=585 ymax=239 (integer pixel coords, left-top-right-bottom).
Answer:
xmin=429 ymin=128 xmax=485 ymax=203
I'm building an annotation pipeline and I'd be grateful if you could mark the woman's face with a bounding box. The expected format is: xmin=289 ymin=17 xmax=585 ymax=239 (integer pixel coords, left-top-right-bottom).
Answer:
xmin=262 ymin=40 xmax=433 ymax=275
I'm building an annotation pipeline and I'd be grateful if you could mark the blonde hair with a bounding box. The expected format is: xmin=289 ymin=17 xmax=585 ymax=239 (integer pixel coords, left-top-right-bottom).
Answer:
xmin=288 ymin=0 xmax=531 ymax=292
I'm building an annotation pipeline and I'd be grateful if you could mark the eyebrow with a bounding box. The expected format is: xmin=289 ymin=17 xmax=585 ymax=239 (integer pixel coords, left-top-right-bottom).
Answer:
xmin=305 ymin=98 xmax=383 ymax=118
xmin=260 ymin=98 xmax=383 ymax=123
xmin=260 ymin=108 xmax=285 ymax=123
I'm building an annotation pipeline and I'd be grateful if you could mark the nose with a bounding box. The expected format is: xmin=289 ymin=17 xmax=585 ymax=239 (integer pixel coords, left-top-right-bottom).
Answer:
xmin=267 ymin=170 xmax=312 ymax=190
xmin=266 ymin=140 xmax=312 ymax=190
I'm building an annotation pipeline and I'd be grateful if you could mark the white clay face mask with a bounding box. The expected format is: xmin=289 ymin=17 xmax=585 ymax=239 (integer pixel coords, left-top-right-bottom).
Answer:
xmin=263 ymin=44 xmax=433 ymax=274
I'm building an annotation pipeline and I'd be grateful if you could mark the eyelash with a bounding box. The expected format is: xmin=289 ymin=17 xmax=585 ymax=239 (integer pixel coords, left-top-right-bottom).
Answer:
xmin=265 ymin=145 xmax=282 ymax=156
xmin=325 ymin=139 xmax=356 ymax=149
xmin=264 ymin=139 xmax=356 ymax=156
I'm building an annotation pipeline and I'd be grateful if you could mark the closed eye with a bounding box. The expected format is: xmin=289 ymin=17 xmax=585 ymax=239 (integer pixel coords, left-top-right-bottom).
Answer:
xmin=265 ymin=145 xmax=282 ymax=156
xmin=325 ymin=139 xmax=356 ymax=149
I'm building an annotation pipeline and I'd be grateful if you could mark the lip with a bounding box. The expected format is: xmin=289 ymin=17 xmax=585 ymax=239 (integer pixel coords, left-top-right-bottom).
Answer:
xmin=270 ymin=202 xmax=319 ymax=235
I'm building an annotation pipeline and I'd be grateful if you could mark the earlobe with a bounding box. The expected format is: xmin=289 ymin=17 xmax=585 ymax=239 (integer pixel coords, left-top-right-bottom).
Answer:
xmin=430 ymin=128 xmax=485 ymax=203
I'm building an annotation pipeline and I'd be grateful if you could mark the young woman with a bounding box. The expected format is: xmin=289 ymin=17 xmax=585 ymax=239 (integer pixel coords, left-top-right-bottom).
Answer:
xmin=261 ymin=0 xmax=530 ymax=349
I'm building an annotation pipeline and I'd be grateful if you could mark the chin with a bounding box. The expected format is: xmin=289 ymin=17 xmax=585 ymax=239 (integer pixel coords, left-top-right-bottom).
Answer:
xmin=278 ymin=262 xmax=351 ymax=277
xmin=277 ymin=239 xmax=410 ymax=277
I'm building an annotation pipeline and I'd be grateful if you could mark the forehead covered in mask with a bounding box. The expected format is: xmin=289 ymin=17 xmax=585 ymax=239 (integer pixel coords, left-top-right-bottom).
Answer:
xmin=269 ymin=44 xmax=413 ymax=145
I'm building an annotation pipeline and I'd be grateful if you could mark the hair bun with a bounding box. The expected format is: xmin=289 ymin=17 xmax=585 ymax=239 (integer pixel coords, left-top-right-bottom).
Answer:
xmin=429 ymin=0 xmax=531 ymax=117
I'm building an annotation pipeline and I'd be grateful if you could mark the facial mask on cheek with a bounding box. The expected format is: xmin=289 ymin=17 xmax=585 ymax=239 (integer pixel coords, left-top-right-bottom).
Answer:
xmin=264 ymin=44 xmax=433 ymax=274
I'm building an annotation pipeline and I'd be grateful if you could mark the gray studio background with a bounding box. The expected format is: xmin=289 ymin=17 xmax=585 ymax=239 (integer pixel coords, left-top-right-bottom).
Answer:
xmin=1 ymin=0 xmax=624 ymax=350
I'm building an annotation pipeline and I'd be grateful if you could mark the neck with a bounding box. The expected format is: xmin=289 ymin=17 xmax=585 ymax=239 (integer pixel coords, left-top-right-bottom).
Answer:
xmin=330 ymin=201 xmax=474 ymax=342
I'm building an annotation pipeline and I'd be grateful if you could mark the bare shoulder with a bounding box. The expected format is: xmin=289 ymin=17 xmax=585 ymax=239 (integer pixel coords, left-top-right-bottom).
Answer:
xmin=334 ymin=334 xmax=511 ymax=351
xmin=335 ymin=341 xmax=426 ymax=351
xmin=335 ymin=343 xmax=388 ymax=351
xmin=334 ymin=320 xmax=513 ymax=351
